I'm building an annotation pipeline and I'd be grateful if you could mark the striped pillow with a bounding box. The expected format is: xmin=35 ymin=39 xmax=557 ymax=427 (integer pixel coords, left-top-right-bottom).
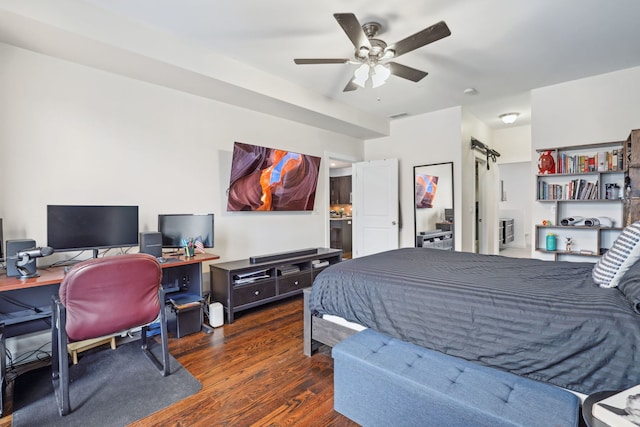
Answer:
xmin=592 ymin=221 xmax=640 ymax=288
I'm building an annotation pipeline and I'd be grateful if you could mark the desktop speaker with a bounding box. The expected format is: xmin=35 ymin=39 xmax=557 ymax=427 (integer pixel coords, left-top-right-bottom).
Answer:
xmin=140 ymin=232 xmax=162 ymax=258
xmin=6 ymin=239 xmax=36 ymax=278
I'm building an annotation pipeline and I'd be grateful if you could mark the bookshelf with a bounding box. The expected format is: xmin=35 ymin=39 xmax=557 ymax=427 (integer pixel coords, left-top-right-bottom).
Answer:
xmin=535 ymin=141 xmax=626 ymax=260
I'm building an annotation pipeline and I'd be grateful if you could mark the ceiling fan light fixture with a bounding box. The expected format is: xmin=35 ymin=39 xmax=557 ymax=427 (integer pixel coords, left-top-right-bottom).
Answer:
xmin=353 ymin=63 xmax=370 ymax=88
xmin=381 ymin=48 xmax=395 ymax=60
xmin=499 ymin=112 xmax=519 ymax=124
xmin=357 ymin=46 xmax=370 ymax=59
xmin=371 ymin=64 xmax=391 ymax=88
xmin=295 ymin=13 xmax=451 ymax=93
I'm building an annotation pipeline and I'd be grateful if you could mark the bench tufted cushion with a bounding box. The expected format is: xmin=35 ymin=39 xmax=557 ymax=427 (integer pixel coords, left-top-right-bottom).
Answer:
xmin=333 ymin=329 xmax=579 ymax=427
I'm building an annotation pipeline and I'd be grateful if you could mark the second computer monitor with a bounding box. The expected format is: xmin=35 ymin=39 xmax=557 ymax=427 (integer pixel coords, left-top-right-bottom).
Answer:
xmin=158 ymin=214 xmax=214 ymax=248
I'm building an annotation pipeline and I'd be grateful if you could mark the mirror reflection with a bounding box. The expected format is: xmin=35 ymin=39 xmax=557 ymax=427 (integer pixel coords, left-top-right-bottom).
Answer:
xmin=414 ymin=162 xmax=454 ymax=251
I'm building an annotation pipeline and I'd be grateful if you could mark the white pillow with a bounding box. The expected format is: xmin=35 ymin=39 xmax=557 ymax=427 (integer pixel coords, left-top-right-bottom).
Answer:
xmin=593 ymin=221 xmax=640 ymax=288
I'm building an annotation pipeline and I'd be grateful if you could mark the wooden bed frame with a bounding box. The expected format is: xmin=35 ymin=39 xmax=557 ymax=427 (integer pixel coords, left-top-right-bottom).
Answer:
xmin=303 ymin=288 xmax=358 ymax=356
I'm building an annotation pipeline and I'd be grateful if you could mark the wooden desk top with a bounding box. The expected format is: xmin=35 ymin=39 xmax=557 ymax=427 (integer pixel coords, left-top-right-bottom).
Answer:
xmin=162 ymin=252 xmax=220 ymax=266
xmin=0 ymin=252 xmax=220 ymax=293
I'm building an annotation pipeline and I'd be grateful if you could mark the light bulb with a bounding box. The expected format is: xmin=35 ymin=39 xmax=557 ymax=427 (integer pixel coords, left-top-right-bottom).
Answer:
xmin=352 ymin=63 xmax=370 ymax=88
xmin=371 ymin=64 xmax=391 ymax=88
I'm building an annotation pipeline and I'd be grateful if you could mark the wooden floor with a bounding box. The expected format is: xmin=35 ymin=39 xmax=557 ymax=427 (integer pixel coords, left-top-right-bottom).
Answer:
xmin=0 ymin=296 xmax=359 ymax=427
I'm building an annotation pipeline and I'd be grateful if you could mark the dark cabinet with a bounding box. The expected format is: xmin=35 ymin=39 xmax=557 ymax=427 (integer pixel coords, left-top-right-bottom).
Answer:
xmin=210 ymin=248 xmax=342 ymax=323
xmin=330 ymin=219 xmax=352 ymax=253
xmin=330 ymin=176 xmax=352 ymax=204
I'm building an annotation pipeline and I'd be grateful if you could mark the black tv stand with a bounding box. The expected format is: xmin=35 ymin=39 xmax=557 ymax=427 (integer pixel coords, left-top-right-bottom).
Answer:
xmin=249 ymin=248 xmax=319 ymax=264
xmin=210 ymin=248 xmax=342 ymax=323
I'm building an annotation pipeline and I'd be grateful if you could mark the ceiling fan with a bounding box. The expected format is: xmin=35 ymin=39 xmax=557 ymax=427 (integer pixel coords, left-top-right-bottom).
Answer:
xmin=294 ymin=13 xmax=451 ymax=92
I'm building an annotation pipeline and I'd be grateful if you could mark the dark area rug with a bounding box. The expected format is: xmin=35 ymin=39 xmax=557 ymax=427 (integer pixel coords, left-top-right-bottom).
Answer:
xmin=11 ymin=340 xmax=201 ymax=427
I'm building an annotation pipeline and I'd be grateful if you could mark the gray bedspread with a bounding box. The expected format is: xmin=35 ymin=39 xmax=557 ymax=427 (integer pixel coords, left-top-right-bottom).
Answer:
xmin=309 ymin=248 xmax=640 ymax=394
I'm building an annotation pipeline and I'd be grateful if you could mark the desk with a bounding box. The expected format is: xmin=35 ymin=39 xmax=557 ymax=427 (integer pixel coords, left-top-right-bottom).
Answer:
xmin=0 ymin=252 xmax=219 ymax=416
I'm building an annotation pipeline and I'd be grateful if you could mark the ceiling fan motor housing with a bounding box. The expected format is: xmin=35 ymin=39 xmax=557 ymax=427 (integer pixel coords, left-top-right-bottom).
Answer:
xmin=356 ymin=22 xmax=391 ymax=62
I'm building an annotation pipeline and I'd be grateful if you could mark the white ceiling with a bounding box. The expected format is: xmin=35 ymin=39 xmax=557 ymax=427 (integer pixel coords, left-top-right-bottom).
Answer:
xmin=78 ymin=0 xmax=640 ymax=130
xmin=2 ymin=1 xmax=640 ymax=136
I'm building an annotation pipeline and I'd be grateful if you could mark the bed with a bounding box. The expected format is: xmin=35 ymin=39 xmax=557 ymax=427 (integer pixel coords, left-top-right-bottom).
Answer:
xmin=304 ymin=247 xmax=640 ymax=395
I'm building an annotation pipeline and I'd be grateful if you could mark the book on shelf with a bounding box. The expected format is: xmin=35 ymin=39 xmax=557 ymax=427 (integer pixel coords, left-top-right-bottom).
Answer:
xmin=593 ymin=384 xmax=640 ymax=427
xmin=556 ymin=149 xmax=622 ymax=174
xmin=537 ymin=179 xmax=598 ymax=200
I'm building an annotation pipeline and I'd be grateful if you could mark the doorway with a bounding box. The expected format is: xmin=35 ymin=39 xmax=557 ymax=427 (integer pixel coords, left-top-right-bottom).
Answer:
xmin=327 ymin=155 xmax=356 ymax=259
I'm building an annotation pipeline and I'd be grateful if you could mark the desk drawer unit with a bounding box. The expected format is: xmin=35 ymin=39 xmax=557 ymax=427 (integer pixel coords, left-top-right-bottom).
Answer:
xmin=279 ymin=272 xmax=312 ymax=294
xmin=233 ymin=280 xmax=277 ymax=307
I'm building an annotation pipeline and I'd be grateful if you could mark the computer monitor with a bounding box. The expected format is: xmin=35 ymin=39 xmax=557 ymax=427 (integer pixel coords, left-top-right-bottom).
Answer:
xmin=47 ymin=205 xmax=139 ymax=255
xmin=158 ymin=214 xmax=214 ymax=248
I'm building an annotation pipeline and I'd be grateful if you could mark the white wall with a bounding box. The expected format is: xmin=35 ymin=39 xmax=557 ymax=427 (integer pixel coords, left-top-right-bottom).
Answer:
xmin=0 ymin=43 xmax=363 ymax=268
xmin=364 ymin=107 xmax=463 ymax=249
xmin=494 ymin=125 xmax=532 ymax=164
xmin=461 ymin=109 xmax=498 ymax=254
xmin=531 ymin=66 xmax=640 ymax=259
xmin=495 ymin=125 xmax=533 ymax=249
xmin=498 ymin=162 xmax=532 ymax=248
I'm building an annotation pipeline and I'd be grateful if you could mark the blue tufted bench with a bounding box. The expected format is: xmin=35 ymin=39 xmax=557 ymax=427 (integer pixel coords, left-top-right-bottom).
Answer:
xmin=333 ymin=329 xmax=580 ymax=427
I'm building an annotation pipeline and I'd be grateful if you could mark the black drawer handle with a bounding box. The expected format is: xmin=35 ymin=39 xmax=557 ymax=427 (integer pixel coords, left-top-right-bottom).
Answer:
xmin=254 ymin=290 xmax=260 ymax=296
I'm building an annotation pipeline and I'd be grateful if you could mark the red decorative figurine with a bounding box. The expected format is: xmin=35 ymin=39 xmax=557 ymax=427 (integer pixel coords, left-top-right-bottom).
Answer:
xmin=538 ymin=150 xmax=556 ymax=174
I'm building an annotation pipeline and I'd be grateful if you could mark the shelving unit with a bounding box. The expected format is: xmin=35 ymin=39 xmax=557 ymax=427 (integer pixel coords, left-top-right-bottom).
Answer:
xmin=535 ymin=141 xmax=626 ymax=261
xmin=625 ymin=129 xmax=640 ymax=225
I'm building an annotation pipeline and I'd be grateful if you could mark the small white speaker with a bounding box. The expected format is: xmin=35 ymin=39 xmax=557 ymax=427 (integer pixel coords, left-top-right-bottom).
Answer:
xmin=209 ymin=302 xmax=224 ymax=328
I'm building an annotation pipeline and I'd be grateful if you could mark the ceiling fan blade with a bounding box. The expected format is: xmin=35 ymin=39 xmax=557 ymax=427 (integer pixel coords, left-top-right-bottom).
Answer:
xmin=293 ymin=58 xmax=351 ymax=65
xmin=294 ymin=58 xmax=350 ymax=64
xmin=388 ymin=21 xmax=451 ymax=58
xmin=333 ymin=13 xmax=371 ymax=50
xmin=388 ymin=62 xmax=428 ymax=82
xmin=343 ymin=79 xmax=359 ymax=92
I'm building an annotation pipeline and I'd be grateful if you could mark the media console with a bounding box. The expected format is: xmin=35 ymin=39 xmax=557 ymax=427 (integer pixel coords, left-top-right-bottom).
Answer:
xmin=209 ymin=248 xmax=342 ymax=323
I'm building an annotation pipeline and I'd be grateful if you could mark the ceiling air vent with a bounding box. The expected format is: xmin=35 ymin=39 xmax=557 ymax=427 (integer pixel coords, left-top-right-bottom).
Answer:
xmin=388 ymin=112 xmax=409 ymax=119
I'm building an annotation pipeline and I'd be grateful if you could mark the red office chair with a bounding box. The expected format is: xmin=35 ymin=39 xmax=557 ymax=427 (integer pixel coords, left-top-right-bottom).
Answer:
xmin=51 ymin=253 xmax=170 ymax=416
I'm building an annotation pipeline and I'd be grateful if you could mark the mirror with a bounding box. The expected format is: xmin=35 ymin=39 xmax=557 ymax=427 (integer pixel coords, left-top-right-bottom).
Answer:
xmin=414 ymin=162 xmax=454 ymax=250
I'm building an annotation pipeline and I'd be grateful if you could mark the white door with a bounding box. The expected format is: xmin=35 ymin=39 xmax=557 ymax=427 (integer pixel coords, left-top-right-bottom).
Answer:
xmin=353 ymin=159 xmax=399 ymax=258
